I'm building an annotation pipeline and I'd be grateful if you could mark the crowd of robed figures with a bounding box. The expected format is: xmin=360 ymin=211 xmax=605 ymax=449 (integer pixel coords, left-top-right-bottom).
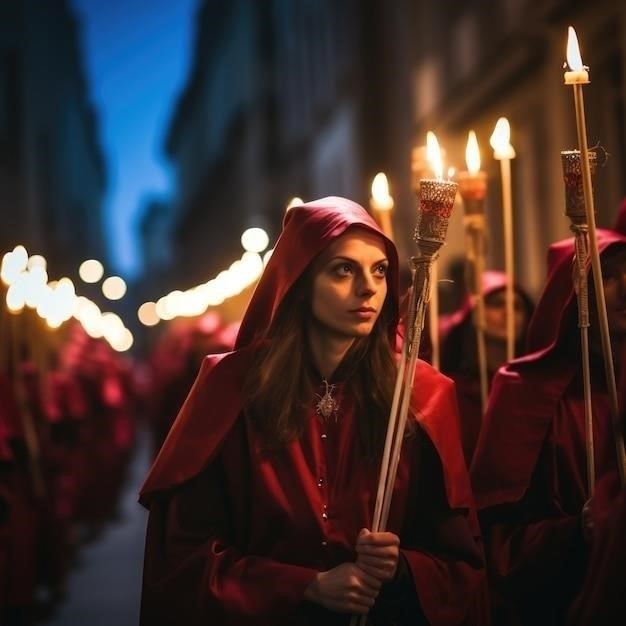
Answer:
xmin=2 ymin=191 xmax=625 ymax=624
xmin=137 ymin=195 xmax=626 ymax=625
xmin=0 ymin=316 xmax=140 ymax=625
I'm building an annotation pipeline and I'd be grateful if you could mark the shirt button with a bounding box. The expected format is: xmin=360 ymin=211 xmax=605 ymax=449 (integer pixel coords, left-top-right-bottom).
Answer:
xmin=321 ymin=433 xmax=327 ymax=440
xmin=322 ymin=513 xmax=328 ymax=521
xmin=321 ymin=541 xmax=328 ymax=547
xmin=317 ymin=478 xmax=324 ymax=487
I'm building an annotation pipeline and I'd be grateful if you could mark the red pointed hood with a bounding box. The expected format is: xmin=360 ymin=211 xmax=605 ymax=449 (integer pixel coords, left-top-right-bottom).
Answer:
xmin=235 ymin=196 xmax=399 ymax=349
xmin=524 ymin=228 xmax=626 ymax=360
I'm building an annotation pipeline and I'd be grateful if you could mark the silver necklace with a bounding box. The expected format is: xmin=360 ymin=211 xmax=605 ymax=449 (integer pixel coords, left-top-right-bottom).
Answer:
xmin=315 ymin=379 xmax=340 ymax=421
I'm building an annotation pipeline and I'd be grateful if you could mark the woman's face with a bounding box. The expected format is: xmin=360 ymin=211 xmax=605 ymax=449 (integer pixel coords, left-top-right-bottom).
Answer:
xmin=483 ymin=288 xmax=529 ymax=342
xmin=310 ymin=228 xmax=389 ymax=341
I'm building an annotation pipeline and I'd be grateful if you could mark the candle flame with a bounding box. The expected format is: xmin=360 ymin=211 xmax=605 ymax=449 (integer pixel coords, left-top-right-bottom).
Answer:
xmin=490 ymin=117 xmax=515 ymax=159
xmin=371 ymin=172 xmax=394 ymax=211
xmin=426 ymin=131 xmax=443 ymax=180
xmin=566 ymin=26 xmax=584 ymax=71
xmin=465 ymin=131 xmax=481 ymax=174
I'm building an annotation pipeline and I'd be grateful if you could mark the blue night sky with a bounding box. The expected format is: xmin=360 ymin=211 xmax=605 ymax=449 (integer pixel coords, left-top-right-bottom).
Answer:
xmin=70 ymin=0 xmax=200 ymax=279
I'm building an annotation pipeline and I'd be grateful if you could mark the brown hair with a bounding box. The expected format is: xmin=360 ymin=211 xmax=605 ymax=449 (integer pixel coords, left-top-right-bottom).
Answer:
xmin=241 ymin=267 xmax=404 ymax=462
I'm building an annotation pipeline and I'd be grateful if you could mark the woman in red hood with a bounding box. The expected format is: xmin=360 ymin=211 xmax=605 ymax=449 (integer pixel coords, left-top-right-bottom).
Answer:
xmin=470 ymin=229 xmax=626 ymax=626
xmin=439 ymin=271 xmax=534 ymax=466
xmin=139 ymin=197 xmax=488 ymax=625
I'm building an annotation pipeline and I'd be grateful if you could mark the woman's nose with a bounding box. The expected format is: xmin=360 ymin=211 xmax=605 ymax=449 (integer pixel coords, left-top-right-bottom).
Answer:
xmin=357 ymin=272 xmax=376 ymax=295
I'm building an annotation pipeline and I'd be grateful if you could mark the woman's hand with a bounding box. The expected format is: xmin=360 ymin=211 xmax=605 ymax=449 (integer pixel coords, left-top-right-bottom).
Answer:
xmin=355 ymin=528 xmax=400 ymax=583
xmin=304 ymin=562 xmax=381 ymax=614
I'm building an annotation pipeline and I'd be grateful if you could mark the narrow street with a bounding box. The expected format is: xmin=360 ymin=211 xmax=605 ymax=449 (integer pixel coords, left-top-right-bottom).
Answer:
xmin=44 ymin=424 xmax=151 ymax=626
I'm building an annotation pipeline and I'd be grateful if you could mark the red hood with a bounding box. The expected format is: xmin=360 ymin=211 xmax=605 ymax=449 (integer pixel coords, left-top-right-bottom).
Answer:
xmin=523 ymin=228 xmax=626 ymax=361
xmin=235 ymin=196 xmax=399 ymax=349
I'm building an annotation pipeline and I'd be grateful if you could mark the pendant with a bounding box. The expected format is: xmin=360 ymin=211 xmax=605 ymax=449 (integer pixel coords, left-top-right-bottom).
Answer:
xmin=316 ymin=379 xmax=339 ymax=421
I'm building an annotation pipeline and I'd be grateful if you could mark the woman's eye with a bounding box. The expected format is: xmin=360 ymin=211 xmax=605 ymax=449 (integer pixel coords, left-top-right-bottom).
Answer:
xmin=334 ymin=263 xmax=353 ymax=275
xmin=374 ymin=263 xmax=388 ymax=276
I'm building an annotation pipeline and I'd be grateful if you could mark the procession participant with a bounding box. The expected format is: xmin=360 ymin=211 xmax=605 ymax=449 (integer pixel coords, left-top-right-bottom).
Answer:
xmin=139 ymin=196 xmax=487 ymax=625
xmin=439 ymin=270 xmax=533 ymax=465
xmin=471 ymin=229 xmax=626 ymax=625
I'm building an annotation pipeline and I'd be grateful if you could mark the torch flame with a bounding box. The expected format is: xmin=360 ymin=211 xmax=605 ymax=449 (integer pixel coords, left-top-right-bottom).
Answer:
xmin=566 ymin=26 xmax=584 ymax=71
xmin=371 ymin=172 xmax=394 ymax=210
xmin=465 ymin=131 xmax=481 ymax=174
xmin=490 ymin=117 xmax=516 ymax=160
xmin=426 ymin=131 xmax=443 ymax=180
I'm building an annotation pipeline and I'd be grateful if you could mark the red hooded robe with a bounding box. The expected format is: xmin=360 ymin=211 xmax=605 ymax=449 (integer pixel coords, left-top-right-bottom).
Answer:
xmin=139 ymin=197 xmax=488 ymax=626
xmin=470 ymin=229 xmax=626 ymax=625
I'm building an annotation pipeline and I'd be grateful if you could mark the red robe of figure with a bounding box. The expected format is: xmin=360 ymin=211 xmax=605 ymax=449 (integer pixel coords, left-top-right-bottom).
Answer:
xmin=470 ymin=230 xmax=626 ymax=625
xmin=139 ymin=197 xmax=489 ymax=625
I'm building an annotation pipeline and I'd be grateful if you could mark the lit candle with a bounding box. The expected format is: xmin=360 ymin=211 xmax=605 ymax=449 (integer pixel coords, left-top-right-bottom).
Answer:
xmin=420 ymin=131 xmax=456 ymax=371
xmin=564 ymin=26 xmax=589 ymax=85
xmin=370 ymin=172 xmax=395 ymax=241
xmin=457 ymin=130 xmax=489 ymax=412
xmin=563 ymin=26 xmax=626 ymax=484
xmin=490 ymin=117 xmax=516 ymax=362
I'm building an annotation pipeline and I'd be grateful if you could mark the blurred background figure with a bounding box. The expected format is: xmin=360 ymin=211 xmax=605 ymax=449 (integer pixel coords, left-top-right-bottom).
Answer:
xmin=439 ymin=270 xmax=534 ymax=465
xmin=145 ymin=312 xmax=237 ymax=457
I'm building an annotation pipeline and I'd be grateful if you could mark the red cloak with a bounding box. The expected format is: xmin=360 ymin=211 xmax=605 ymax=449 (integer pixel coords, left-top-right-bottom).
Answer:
xmin=140 ymin=197 xmax=488 ymax=625
xmin=470 ymin=229 xmax=626 ymax=625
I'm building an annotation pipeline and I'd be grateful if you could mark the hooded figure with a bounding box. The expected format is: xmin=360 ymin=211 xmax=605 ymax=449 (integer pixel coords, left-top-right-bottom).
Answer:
xmin=439 ymin=271 xmax=534 ymax=465
xmin=470 ymin=229 xmax=626 ymax=626
xmin=139 ymin=197 xmax=488 ymax=626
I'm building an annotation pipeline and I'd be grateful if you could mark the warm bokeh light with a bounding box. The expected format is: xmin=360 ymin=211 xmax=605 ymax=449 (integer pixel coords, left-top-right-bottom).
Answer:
xmin=285 ymin=196 xmax=303 ymax=211
xmin=370 ymin=173 xmax=394 ymax=211
xmin=566 ymin=26 xmax=584 ymax=70
xmin=465 ymin=131 xmax=481 ymax=174
xmin=27 ymin=254 xmax=47 ymax=270
xmin=241 ymin=227 xmax=269 ymax=253
xmin=79 ymin=259 xmax=105 ymax=283
xmin=490 ymin=117 xmax=516 ymax=160
xmin=12 ymin=246 xmax=28 ymax=271
xmin=426 ymin=131 xmax=443 ymax=180
xmin=1 ymin=246 xmax=29 ymax=286
xmin=138 ymin=301 xmax=159 ymax=326
xmin=111 ymin=328 xmax=134 ymax=352
xmin=6 ymin=283 xmax=25 ymax=313
xmin=102 ymin=275 xmax=127 ymax=300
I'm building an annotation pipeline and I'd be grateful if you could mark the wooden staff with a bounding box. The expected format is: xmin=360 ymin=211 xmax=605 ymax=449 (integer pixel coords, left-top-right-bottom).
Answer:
xmin=458 ymin=162 xmax=489 ymax=413
xmin=562 ymin=149 xmax=598 ymax=495
xmin=564 ymin=28 xmax=626 ymax=485
xmin=352 ymin=178 xmax=458 ymax=626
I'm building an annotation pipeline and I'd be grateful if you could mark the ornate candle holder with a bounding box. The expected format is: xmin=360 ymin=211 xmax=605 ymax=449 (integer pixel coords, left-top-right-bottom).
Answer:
xmin=403 ymin=179 xmax=457 ymax=351
xmin=561 ymin=149 xmax=597 ymax=226
xmin=560 ymin=148 xmax=598 ymax=496
xmin=414 ymin=179 xmax=458 ymax=257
